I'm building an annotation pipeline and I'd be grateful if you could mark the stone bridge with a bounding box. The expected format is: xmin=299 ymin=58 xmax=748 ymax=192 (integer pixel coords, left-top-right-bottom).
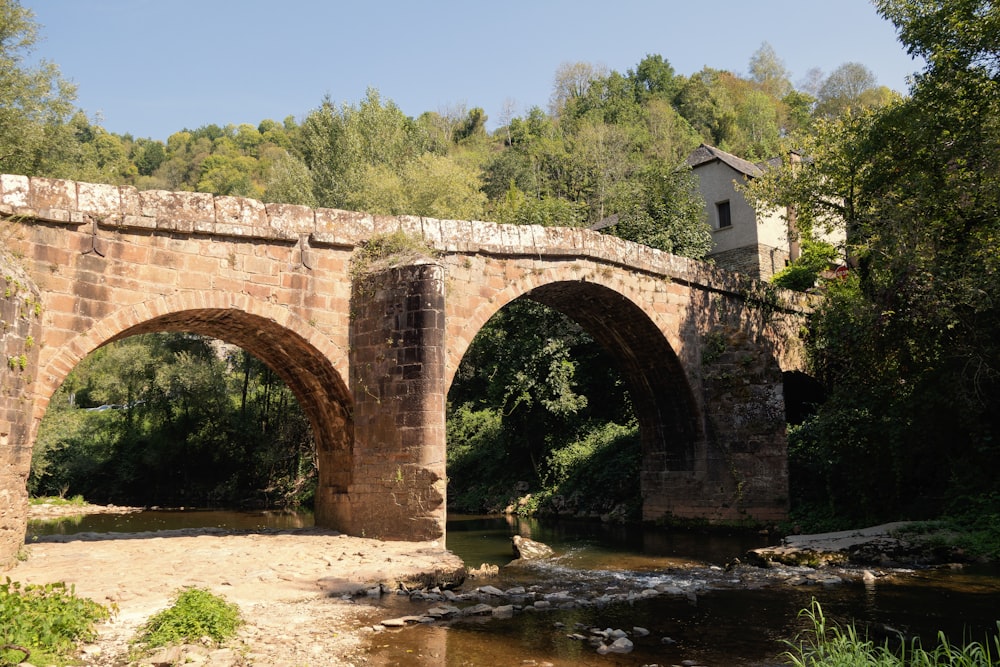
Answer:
xmin=0 ymin=174 xmax=809 ymax=566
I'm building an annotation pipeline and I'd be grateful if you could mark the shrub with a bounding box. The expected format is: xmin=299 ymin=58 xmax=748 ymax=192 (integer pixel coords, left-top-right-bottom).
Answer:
xmin=770 ymin=239 xmax=839 ymax=292
xmin=0 ymin=578 xmax=112 ymax=666
xmin=446 ymin=405 xmax=511 ymax=512
xmin=134 ymin=587 xmax=241 ymax=650
xmin=534 ymin=420 xmax=641 ymax=519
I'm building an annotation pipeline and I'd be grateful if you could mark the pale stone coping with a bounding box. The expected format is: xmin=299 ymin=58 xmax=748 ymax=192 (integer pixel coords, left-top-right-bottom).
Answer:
xmin=0 ymin=174 xmax=811 ymax=312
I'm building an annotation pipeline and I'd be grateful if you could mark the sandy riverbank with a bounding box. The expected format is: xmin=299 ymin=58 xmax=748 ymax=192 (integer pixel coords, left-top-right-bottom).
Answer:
xmin=9 ymin=504 xmax=466 ymax=666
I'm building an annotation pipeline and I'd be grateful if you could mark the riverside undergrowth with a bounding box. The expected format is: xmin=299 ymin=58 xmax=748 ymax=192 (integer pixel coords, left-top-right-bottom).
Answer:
xmin=0 ymin=578 xmax=113 ymax=666
xmin=447 ymin=405 xmax=641 ymax=519
xmin=784 ymin=600 xmax=1000 ymax=667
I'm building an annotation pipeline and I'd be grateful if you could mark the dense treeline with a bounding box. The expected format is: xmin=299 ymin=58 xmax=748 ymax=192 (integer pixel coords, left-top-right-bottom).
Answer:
xmin=1 ymin=0 xmax=893 ymax=250
xmin=8 ymin=0 xmax=998 ymax=538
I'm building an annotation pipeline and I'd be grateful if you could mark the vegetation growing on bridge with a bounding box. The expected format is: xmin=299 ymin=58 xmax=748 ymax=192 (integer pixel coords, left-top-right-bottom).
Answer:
xmin=349 ymin=230 xmax=439 ymax=278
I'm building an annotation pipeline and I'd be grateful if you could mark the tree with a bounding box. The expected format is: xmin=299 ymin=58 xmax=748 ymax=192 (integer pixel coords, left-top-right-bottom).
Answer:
xmin=674 ymin=69 xmax=730 ymax=147
xmin=0 ymin=0 xmax=76 ymax=174
xmin=453 ymin=107 xmax=488 ymax=144
xmin=813 ymin=62 xmax=896 ymax=118
xmin=549 ymin=61 xmax=607 ymax=117
xmin=604 ymin=162 xmax=712 ymax=258
xmin=399 ymin=153 xmax=487 ymax=219
xmin=298 ymin=89 xmax=426 ymax=211
xmin=569 ymin=119 xmax=634 ymax=223
xmin=628 ymin=53 xmax=680 ymax=102
xmin=876 ymin=0 xmax=1000 ymax=76
xmin=751 ymin=0 xmax=1000 ymax=522
xmin=263 ymin=151 xmax=316 ymax=206
xmin=748 ymin=42 xmax=792 ymax=98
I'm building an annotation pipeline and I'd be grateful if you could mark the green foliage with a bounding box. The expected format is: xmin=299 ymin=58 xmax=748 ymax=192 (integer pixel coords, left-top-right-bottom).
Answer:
xmin=31 ymin=333 xmax=316 ymax=509
xmin=536 ymin=420 xmax=641 ymax=518
xmin=29 ymin=494 xmax=85 ymax=506
xmin=134 ymin=588 xmax=241 ymax=650
xmin=0 ymin=578 xmax=112 ymax=666
xmin=0 ymin=0 xmax=77 ymax=176
xmin=753 ymin=0 xmax=1000 ymax=525
xmin=770 ymin=239 xmax=839 ymax=291
xmin=784 ymin=600 xmax=1000 ymax=666
xmin=604 ymin=162 xmax=712 ymax=258
xmin=447 ymin=299 xmax=639 ymax=516
xmin=446 ymin=405 xmax=509 ymax=511
xmin=894 ymin=494 xmax=1000 ymax=560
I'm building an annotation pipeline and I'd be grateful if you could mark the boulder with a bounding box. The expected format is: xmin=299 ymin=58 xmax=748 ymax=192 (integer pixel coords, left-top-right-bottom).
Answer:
xmin=511 ymin=535 xmax=554 ymax=560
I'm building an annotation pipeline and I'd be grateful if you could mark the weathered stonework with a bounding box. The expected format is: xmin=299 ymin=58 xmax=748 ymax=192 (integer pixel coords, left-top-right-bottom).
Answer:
xmin=0 ymin=254 xmax=42 ymax=568
xmin=347 ymin=260 xmax=447 ymax=539
xmin=708 ymin=244 xmax=791 ymax=282
xmin=0 ymin=175 xmax=810 ymax=567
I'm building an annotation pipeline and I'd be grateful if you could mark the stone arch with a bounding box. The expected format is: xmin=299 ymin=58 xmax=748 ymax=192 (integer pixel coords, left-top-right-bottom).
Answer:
xmin=446 ymin=268 xmax=686 ymax=387
xmin=33 ymin=292 xmax=353 ymax=527
xmin=447 ymin=275 xmax=703 ymax=478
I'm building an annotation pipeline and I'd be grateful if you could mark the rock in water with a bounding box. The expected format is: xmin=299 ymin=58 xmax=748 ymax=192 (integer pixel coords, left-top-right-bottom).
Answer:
xmin=511 ymin=535 xmax=554 ymax=560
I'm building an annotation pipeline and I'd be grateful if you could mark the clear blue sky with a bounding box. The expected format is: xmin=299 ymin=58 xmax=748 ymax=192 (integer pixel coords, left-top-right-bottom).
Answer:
xmin=23 ymin=0 xmax=922 ymax=142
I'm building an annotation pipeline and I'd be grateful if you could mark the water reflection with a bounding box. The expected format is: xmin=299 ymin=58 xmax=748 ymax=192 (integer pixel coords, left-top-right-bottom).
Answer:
xmin=27 ymin=508 xmax=314 ymax=539
xmin=446 ymin=514 xmax=776 ymax=570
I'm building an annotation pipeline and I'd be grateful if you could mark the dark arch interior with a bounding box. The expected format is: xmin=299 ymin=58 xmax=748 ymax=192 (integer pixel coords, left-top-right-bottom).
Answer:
xmin=782 ymin=370 xmax=825 ymax=426
xmin=525 ymin=281 xmax=701 ymax=471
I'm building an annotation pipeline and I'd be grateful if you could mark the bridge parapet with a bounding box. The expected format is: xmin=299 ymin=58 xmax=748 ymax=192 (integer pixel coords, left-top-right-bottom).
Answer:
xmin=0 ymin=174 xmax=810 ymax=315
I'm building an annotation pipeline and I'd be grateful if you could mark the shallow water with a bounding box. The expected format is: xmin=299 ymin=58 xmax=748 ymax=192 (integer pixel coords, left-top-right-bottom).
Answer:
xmin=364 ymin=514 xmax=1000 ymax=666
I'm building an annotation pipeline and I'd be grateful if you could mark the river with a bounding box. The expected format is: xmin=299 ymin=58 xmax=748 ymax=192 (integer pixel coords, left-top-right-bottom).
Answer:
xmin=26 ymin=510 xmax=1000 ymax=666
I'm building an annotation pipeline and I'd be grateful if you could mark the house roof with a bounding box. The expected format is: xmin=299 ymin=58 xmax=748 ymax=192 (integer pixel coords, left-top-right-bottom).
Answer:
xmin=686 ymin=143 xmax=765 ymax=178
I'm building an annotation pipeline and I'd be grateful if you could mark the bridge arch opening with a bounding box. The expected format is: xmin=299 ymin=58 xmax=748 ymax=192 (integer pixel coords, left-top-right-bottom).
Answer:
xmin=446 ymin=279 xmax=702 ymax=519
xmin=34 ymin=309 xmax=353 ymax=524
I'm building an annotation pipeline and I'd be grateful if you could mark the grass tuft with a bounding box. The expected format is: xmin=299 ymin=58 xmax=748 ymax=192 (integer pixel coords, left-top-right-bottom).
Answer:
xmin=784 ymin=600 xmax=1000 ymax=666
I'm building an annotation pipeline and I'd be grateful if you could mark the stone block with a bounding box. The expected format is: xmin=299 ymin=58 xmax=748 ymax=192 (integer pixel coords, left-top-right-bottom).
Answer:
xmin=78 ymin=181 xmax=121 ymax=218
xmin=0 ymin=174 xmax=29 ymax=208
xmin=265 ymin=202 xmax=314 ymax=239
xmin=138 ymin=190 xmax=215 ymax=230
xmin=215 ymin=195 xmax=268 ymax=237
xmin=29 ymin=177 xmax=77 ymax=212
xmin=314 ymin=208 xmax=374 ymax=246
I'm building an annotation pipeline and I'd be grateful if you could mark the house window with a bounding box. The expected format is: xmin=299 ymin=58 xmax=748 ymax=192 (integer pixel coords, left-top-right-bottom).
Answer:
xmin=716 ymin=201 xmax=732 ymax=229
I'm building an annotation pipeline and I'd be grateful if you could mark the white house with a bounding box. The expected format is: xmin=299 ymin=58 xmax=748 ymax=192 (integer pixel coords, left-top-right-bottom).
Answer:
xmin=686 ymin=143 xmax=797 ymax=281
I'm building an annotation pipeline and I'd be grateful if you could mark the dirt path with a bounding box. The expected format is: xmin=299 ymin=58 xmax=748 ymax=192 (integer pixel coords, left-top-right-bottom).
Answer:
xmin=9 ymin=506 xmax=466 ymax=666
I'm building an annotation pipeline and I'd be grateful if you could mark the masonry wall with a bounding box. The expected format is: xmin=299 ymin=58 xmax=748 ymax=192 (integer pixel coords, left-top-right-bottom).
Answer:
xmin=641 ymin=319 xmax=790 ymax=523
xmin=708 ymin=244 xmax=791 ymax=282
xmin=347 ymin=261 xmax=447 ymax=540
xmin=0 ymin=256 xmax=42 ymax=569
